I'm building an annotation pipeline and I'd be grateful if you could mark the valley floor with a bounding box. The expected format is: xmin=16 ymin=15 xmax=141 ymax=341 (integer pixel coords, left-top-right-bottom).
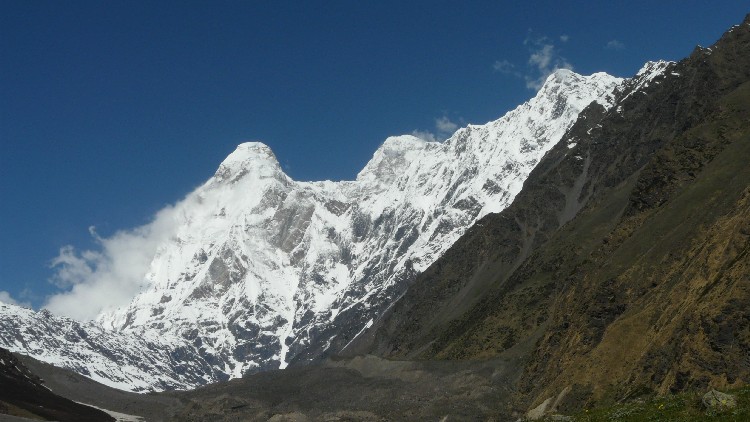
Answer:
xmin=17 ymin=352 xmax=522 ymax=421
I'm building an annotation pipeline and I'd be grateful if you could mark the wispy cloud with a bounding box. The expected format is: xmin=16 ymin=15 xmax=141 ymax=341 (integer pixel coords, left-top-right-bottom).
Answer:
xmin=524 ymin=34 xmax=573 ymax=89
xmin=435 ymin=116 xmax=458 ymax=134
xmin=492 ymin=59 xmax=518 ymax=75
xmin=44 ymin=204 xmax=182 ymax=321
xmin=411 ymin=129 xmax=437 ymax=142
xmin=412 ymin=115 xmax=461 ymax=142
xmin=0 ymin=291 xmax=30 ymax=307
xmin=494 ymin=32 xmax=574 ymax=90
xmin=605 ymin=39 xmax=625 ymax=50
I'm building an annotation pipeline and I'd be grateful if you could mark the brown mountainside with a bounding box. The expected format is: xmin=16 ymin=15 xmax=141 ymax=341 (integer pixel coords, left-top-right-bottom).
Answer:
xmin=350 ymin=14 xmax=750 ymax=413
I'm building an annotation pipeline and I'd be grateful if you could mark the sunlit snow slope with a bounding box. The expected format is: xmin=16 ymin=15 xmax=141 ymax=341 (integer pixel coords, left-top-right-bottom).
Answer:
xmin=0 ymin=303 xmax=221 ymax=391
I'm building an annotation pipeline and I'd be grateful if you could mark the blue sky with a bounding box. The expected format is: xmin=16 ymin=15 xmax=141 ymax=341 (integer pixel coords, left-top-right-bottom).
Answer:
xmin=1 ymin=1 xmax=748 ymax=310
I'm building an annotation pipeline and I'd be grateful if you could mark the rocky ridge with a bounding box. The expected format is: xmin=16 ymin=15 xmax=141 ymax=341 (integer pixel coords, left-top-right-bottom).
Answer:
xmin=354 ymin=13 xmax=750 ymax=417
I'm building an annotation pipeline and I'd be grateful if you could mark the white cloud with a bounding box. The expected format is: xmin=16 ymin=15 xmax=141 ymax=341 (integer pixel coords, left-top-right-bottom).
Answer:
xmin=493 ymin=59 xmax=517 ymax=74
xmin=412 ymin=115 xmax=461 ymax=143
xmin=493 ymin=32 xmax=574 ymax=91
xmin=0 ymin=291 xmax=30 ymax=308
xmin=435 ymin=116 xmax=458 ymax=135
xmin=49 ymin=245 xmax=95 ymax=288
xmin=44 ymin=203 xmax=181 ymax=321
xmin=411 ymin=130 xmax=438 ymax=142
xmin=528 ymin=43 xmax=555 ymax=70
xmin=606 ymin=39 xmax=625 ymax=50
xmin=524 ymin=35 xmax=573 ymax=90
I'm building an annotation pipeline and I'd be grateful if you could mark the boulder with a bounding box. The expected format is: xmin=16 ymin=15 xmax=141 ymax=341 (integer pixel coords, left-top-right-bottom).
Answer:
xmin=702 ymin=389 xmax=737 ymax=412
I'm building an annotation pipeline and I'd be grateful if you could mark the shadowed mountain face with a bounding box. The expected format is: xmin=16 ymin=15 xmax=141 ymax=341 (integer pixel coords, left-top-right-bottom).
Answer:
xmin=0 ymin=347 xmax=113 ymax=422
xmin=352 ymin=14 xmax=750 ymax=413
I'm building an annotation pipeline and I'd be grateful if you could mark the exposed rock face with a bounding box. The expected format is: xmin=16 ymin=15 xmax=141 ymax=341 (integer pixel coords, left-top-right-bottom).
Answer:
xmin=702 ymin=389 xmax=738 ymax=412
xmin=356 ymin=14 xmax=750 ymax=413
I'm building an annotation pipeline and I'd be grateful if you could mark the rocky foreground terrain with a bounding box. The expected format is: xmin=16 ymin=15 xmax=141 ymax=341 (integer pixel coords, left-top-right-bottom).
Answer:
xmin=13 ymin=349 xmax=521 ymax=421
xmin=0 ymin=347 xmax=112 ymax=422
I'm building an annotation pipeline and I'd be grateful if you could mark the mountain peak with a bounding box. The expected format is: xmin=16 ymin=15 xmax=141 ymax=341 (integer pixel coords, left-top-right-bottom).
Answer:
xmin=8 ymin=55 xmax=626 ymax=393
xmin=356 ymin=135 xmax=436 ymax=185
xmin=542 ymin=68 xmax=622 ymax=90
xmin=224 ymin=142 xmax=277 ymax=165
xmin=213 ymin=142 xmax=283 ymax=183
xmin=531 ymin=69 xmax=622 ymax=115
xmin=548 ymin=67 xmax=578 ymax=82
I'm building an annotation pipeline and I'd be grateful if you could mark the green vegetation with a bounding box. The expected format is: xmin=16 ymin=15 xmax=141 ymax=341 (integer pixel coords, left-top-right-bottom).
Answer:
xmin=563 ymin=387 xmax=750 ymax=421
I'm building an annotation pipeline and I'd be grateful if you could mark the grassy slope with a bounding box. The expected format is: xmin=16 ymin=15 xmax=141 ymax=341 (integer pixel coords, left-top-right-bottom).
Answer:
xmin=519 ymin=79 xmax=750 ymax=411
xmin=568 ymin=386 xmax=750 ymax=422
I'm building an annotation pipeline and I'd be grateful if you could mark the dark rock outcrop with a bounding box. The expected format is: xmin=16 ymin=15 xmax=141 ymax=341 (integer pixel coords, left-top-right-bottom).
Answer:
xmin=0 ymin=347 xmax=113 ymax=422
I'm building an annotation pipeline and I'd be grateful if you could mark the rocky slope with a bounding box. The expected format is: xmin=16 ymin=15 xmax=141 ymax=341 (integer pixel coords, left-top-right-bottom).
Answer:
xmin=15 ymin=352 xmax=184 ymax=422
xmin=354 ymin=14 xmax=750 ymax=417
xmin=0 ymin=346 xmax=113 ymax=421
xmin=15 ymin=348 xmax=523 ymax=421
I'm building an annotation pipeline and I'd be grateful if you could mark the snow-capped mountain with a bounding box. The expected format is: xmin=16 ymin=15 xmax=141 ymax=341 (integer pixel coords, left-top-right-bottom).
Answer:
xmin=1 ymin=68 xmax=626 ymax=391
xmin=96 ymin=69 xmax=622 ymax=375
xmin=0 ymin=303 xmax=220 ymax=391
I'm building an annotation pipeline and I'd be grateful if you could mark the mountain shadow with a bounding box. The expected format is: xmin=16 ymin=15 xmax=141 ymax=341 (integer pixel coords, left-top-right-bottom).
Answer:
xmin=0 ymin=347 xmax=114 ymax=422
